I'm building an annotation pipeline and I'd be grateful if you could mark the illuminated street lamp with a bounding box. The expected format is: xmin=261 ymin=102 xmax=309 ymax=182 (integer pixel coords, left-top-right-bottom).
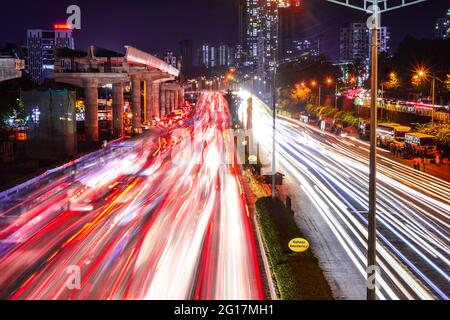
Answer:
xmin=413 ymin=67 xmax=445 ymax=126
xmin=310 ymin=80 xmax=322 ymax=106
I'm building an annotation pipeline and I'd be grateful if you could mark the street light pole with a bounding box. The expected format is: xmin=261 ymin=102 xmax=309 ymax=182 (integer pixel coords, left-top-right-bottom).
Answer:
xmin=432 ymin=75 xmax=436 ymax=126
xmin=368 ymin=9 xmax=379 ymax=301
xmin=272 ymin=66 xmax=277 ymax=199
xmin=318 ymin=85 xmax=322 ymax=106
xmin=270 ymin=3 xmax=282 ymax=200
xmin=335 ymin=83 xmax=338 ymax=109
xmin=380 ymin=82 xmax=384 ymax=122
xmin=327 ymin=0 xmax=427 ymax=301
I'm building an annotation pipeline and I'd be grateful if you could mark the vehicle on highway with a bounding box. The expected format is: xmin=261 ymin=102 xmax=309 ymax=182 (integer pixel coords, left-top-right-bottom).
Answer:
xmin=405 ymin=133 xmax=437 ymax=157
xmin=436 ymin=106 xmax=450 ymax=114
xmin=358 ymin=120 xmax=371 ymax=140
xmin=376 ymin=123 xmax=412 ymax=148
xmin=320 ymin=117 xmax=343 ymax=135
xmin=300 ymin=115 xmax=309 ymax=124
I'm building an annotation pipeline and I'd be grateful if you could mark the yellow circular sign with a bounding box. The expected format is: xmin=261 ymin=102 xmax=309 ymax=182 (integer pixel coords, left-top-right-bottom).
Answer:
xmin=289 ymin=238 xmax=310 ymax=253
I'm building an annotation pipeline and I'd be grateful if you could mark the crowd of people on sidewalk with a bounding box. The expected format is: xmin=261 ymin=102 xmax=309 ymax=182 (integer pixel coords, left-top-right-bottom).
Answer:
xmin=388 ymin=143 xmax=448 ymax=172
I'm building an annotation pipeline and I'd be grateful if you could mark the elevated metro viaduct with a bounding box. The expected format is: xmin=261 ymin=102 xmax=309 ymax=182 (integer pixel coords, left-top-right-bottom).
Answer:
xmin=55 ymin=45 xmax=184 ymax=142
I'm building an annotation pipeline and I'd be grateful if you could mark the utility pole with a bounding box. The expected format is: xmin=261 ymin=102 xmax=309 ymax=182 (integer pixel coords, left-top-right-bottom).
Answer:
xmin=380 ymin=82 xmax=384 ymax=122
xmin=318 ymin=85 xmax=322 ymax=106
xmin=335 ymin=83 xmax=338 ymax=109
xmin=272 ymin=66 xmax=277 ymax=199
xmin=271 ymin=4 xmax=280 ymax=200
xmin=368 ymin=10 xmax=379 ymax=301
xmin=432 ymin=75 xmax=436 ymax=126
xmin=326 ymin=0 xmax=428 ymax=301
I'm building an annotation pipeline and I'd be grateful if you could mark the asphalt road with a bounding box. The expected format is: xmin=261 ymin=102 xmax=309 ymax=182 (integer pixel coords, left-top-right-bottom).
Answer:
xmin=0 ymin=92 xmax=263 ymax=300
xmin=242 ymin=92 xmax=449 ymax=300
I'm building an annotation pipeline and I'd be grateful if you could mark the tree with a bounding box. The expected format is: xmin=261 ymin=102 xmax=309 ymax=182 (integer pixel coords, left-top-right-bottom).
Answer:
xmin=277 ymin=54 xmax=339 ymax=88
xmin=384 ymin=71 xmax=401 ymax=90
xmin=2 ymin=98 xmax=26 ymax=128
xmin=291 ymin=84 xmax=312 ymax=104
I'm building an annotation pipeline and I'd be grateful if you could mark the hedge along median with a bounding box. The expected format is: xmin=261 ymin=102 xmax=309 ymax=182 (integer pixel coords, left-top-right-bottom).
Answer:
xmin=255 ymin=197 xmax=333 ymax=300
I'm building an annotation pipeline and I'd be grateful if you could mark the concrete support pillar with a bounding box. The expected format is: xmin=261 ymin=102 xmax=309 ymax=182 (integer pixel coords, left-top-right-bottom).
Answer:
xmin=153 ymin=83 xmax=160 ymax=119
xmin=83 ymin=78 xmax=99 ymax=142
xmin=172 ymin=91 xmax=176 ymax=112
xmin=166 ymin=90 xmax=172 ymax=115
xmin=131 ymin=76 xmax=142 ymax=134
xmin=180 ymin=88 xmax=185 ymax=108
xmin=175 ymin=89 xmax=179 ymax=110
xmin=112 ymin=82 xmax=124 ymax=138
xmin=145 ymin=80 xmax=154 ymax=125
xmin=160 ymin=86 xmax=166 ymax=117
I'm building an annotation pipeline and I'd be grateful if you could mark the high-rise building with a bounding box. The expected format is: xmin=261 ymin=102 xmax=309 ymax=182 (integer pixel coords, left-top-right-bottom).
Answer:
xmin=435 ymin=9 xmax=450 ymax=40
xmin=27 ymin=24 xmax=75 ymax=85
xmin=242 ymin=1 xmax=303 ymax=72
xmin=292 ymin=39 xmax=319 ymax=58
xmin=238 ymin=0 xmax=247 ymax=47
xmin=218 ymin=44 xmax=235 ymax=67
xmin=196 ymin=44 xmax=210 ymax=68
xmin=196 ymin=44 xmax=219 ymax=69
xmin=245 ymin=0 xmax=265 ymax=66
xmin=180 ymin=39 xmax=193 ymax=78
xmin=278 ymin=1 xmax=304 ymax=60
xmin=340 ymin=23 xmax=390 ymax=63
xmin=264 ymin=0 xmax=279 ymax=64
xmin=163 ymin=51 xmax=181 ymax=72
xmin=209 ymin=46 xmax=217 ymax=68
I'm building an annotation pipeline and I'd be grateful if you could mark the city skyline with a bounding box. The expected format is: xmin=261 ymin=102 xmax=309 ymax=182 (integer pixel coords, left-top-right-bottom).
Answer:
xmin=0 ymin=0 xmax=448 ymax=61
xmin=0 ymin=0 xmax=449 ymax=306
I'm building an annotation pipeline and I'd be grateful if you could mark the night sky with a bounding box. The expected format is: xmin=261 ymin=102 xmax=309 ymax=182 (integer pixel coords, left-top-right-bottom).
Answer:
xmin=0 ymin=0 xmax=448 ymax=60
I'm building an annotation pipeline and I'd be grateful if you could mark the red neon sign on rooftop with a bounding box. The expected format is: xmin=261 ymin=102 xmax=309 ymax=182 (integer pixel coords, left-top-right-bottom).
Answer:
xmin=54 ymin=23 xmax=72 ymax=30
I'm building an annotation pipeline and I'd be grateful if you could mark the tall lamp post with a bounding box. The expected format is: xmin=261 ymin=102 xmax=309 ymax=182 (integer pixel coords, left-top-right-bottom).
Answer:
xmin=414 ymin=69 xmax=445 ymax=126
xmin=311 ymin=81 xmax=321 ymax=106
xmin=270 ymin=3 xmax=281 ymax=200
xmin=327 ymin=0 xmax=427 ymax=301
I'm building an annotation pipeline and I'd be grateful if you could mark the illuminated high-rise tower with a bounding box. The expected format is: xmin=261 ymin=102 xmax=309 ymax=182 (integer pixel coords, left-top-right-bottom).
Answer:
xmin=27 ymin=24 xmax=75 ymax=85
xmin=242 ymin=0 xmax=303 ymax=71
xmin=435 ymin=9 xmax=450 ymax=40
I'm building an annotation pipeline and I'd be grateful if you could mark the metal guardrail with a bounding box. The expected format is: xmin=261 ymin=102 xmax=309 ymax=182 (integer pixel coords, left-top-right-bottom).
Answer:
xmin=382 ymin=103 xmax=450 ymax=122
xmin=0 ymin=137 xmax=125 ymax=202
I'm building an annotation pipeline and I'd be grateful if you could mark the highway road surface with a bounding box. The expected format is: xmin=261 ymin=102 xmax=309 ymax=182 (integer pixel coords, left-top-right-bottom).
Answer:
xmin=241 ymin=91 xmax=449 ymax=300
xmin=0 ymin=92 xmax=263 ymax=300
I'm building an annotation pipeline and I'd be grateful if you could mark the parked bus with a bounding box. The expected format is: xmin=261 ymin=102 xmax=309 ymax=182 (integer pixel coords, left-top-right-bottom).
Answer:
xmin=405 ymin=133 xmax=437 ymax=157
xmin=376 ymin=123 xmax=412 ymax=147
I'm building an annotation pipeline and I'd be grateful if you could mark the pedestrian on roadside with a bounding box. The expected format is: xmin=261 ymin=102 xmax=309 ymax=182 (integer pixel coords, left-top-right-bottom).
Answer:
xmin=435 ymin=151 xmax=441 ymax=167
xmin=392 ymin=144 xmax=397 ymax=156
xmin=413 ymin=157 xmax=420 ymax=171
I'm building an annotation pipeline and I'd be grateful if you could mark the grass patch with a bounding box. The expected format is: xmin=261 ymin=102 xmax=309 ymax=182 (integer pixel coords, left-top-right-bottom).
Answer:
xmin=255 ymin=197 xmax=333 ymax=300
